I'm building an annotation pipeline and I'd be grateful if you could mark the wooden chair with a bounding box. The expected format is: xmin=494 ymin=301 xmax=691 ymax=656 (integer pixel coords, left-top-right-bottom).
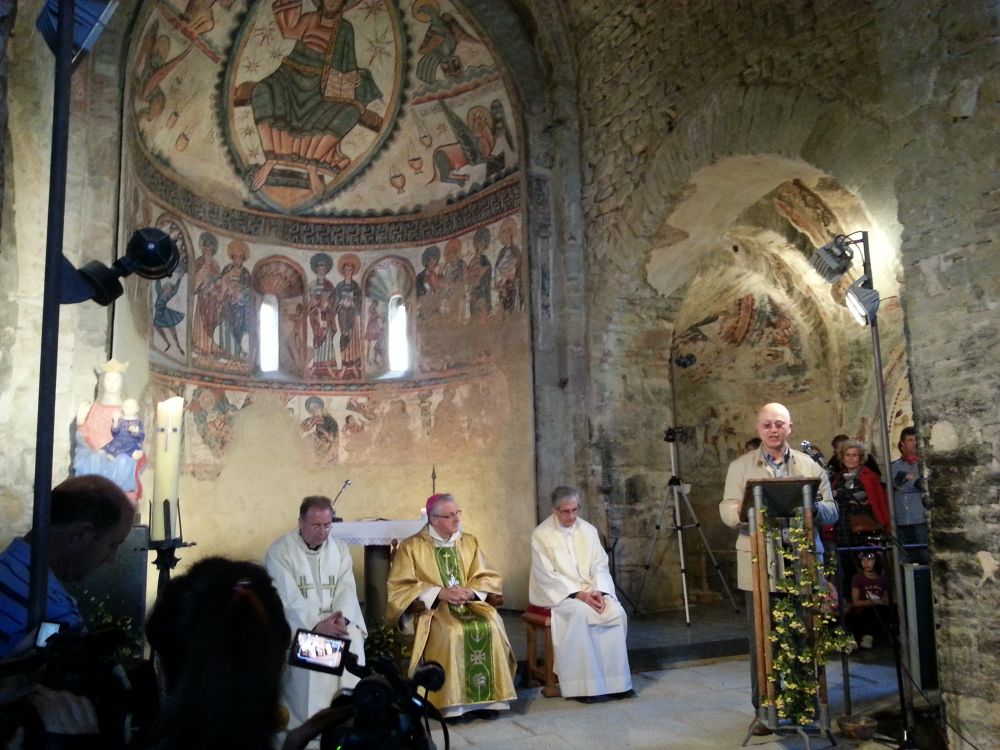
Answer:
xmin=522 ymin=605 xmax=560 ymax=697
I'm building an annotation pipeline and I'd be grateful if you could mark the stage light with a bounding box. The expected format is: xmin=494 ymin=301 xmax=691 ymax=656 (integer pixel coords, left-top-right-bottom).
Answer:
xmin=36 ymin=0 xmax=119 ymax=67
xmin=845 ymin=276 xmax=881 ymax=326
xmin=62 ymin=228 xmax=181 ymax=306
xmin=810 ymin=235 xmax=854 ymax=282
xmin=810 ymin=229 xmax=919 ymax=737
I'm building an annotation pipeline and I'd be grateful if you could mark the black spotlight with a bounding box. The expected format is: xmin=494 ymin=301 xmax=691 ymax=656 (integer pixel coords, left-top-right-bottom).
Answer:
xmin=65 ymin=228 xmax=180 ymax=306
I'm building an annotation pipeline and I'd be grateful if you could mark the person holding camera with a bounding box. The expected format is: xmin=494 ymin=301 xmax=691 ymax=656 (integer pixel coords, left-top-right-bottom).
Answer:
xmin=0 ymin=475 xmax=135 ymax=659
xmin=890 ymin=426 xmax=929 ymax=564
xmin=386 ymin=493 xmax=516 ymax=722
xmin=831 ymin=439 xmax=890 ymax=544
xmin=264 ymin=496 xmax=367 ymax=736
xmin=145 ymin=557 xmax=291 ymax=750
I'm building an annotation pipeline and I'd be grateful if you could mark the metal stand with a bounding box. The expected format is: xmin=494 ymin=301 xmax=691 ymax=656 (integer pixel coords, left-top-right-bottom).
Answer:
xmin=741 ymin=479 xmax=835 ymax=748
xmin=634 ymin=427 xmax=740 ymax=620
xmin=601 ymin=489 xmax=638 ymax=614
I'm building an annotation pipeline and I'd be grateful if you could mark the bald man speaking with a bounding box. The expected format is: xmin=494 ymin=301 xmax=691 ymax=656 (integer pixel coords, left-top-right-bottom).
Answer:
xmin=719 ymin=403 xmax=837 ymax=732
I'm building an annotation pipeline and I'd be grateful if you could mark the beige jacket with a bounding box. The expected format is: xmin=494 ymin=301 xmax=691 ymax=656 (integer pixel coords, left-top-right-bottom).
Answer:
xmin=719 ymin=447 xmax=836 ymax=590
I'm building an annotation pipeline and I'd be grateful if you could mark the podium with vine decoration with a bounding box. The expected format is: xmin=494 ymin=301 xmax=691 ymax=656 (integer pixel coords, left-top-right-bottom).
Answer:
xmin=740 ymin=478 xmax=846 ymax=748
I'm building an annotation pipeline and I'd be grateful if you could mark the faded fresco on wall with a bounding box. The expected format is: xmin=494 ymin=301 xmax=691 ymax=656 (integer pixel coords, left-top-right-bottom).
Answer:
xmin=129 ymin=0 xmax=534 ymax=508
xmin=129 ymin=0 xmax=519 ymax=216
xmin=669 ymin=284 xmax=826 ymax=472
xmin=140 ymin=197 xmax=526 ymax=387
xmin=137 ymin=188 xmax=528 ymax=475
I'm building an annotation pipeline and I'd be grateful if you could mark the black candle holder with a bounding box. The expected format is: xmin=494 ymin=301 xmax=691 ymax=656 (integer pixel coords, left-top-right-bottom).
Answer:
xmin=147 ymin=536 xmax=196 ymax=598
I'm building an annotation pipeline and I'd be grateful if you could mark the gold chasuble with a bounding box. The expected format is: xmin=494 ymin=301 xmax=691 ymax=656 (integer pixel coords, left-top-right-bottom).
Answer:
xmin=387 ymin=526 xmax=516 ymax=712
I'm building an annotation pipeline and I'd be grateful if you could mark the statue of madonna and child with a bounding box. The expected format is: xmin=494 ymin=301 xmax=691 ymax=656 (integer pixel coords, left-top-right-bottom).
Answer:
xmin=73 ymin=360 xmax=147 ymax=504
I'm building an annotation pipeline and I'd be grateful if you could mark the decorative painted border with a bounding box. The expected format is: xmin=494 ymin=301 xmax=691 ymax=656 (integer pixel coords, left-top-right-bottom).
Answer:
xmin=133 ymin=146 xmax=520 ymax=247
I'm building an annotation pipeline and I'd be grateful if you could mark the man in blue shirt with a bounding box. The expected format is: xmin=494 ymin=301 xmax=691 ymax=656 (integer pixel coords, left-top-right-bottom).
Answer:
xmin=890 ymin=426 xmax=929 ymax=564
xmin=0 ymin=475 xmax=135 ymax=658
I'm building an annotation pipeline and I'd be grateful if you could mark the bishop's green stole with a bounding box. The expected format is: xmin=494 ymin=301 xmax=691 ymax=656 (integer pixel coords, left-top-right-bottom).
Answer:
xmin=433 ymin=546 xmax=495 ymax=703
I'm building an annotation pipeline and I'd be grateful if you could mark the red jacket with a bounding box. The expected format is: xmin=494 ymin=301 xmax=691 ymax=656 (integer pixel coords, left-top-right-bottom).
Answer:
xmin=857 ymin=465 xmax=890 ymax=528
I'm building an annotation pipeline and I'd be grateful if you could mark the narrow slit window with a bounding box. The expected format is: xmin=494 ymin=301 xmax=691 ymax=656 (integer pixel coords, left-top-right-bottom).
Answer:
xmin=259 ymin=293 xmax=280 ymax=372
xmin=387 ymin=294 xmax=409 ymax=373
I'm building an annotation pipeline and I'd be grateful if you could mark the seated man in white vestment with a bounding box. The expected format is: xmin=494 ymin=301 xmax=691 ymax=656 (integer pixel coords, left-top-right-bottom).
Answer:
xmin=264 ymin=495 xmax=367 ymax=733
xmin=529 ymin=485 xmax=632 ymax=701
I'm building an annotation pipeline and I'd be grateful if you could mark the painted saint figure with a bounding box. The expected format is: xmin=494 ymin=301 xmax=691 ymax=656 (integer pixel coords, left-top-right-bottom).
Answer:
xmin=494 ymin=218 xmax=522 ymax=313
xmin=301 ymin=396 xmax=339 ymax=464
xmin=467 ymin=227 xmax=493 ymax=320
xmin=191 ymin=387 xmax=239 ymax=457
xmin=364 ymin=299 xmax=386 ymax=368
xmin=335 ymin=254 xmax=364 ymax=379
xmin=192 ymin=232 xmax=223 ymax=356
xmin=218 ymin=240 xmax=252 ymax=360
xmin=308 ymin=252 xmax=338 ymax=375
xmin=249 ymin=0 xmax=383 ymax=198
xmin=440 ymin=237 xmax=466 ymax=322
xmin=413 ymin=0 xmax=481 ymax=83
xmin=153 ymin=279 xmax=186 ymax=354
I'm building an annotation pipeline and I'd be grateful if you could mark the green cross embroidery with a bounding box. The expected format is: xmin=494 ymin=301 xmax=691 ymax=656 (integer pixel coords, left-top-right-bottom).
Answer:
xmin=297 ymin=576 xmax=315 ymax=598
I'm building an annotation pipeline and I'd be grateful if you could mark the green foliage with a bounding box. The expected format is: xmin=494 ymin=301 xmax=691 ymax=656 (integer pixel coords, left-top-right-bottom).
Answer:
xmin=763 ymin=523 xmax=855 ymax=726
xmin=80 ymin=592 xmax=143 ymax=662
xmin=366 ymin=620 xmax=411 ymax=662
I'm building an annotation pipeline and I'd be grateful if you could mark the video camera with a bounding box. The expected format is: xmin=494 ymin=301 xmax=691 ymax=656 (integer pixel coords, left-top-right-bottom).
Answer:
xmin=0 ymin=625 xmax=154 ymax=750
xmin=834 ymin=474 xmax=869 ymax=506
xmin=285 ymin=634 xmax=447 ymax=750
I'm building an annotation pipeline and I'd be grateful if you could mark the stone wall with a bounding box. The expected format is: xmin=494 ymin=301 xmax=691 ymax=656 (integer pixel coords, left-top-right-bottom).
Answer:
xmin=887 ymin=3 xmax=1000 ymax=745
xmin=566 ymin=0 xmax=999 ymax=745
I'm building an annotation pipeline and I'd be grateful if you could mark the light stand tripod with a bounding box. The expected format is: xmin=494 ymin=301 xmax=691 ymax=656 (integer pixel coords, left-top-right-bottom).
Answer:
xmin=634 ymin=427 xmax=740 ymax=621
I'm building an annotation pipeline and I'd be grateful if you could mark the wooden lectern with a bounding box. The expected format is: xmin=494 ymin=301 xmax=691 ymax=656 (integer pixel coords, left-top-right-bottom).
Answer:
xmin=741 ymin=478 xmax=834 ymax=748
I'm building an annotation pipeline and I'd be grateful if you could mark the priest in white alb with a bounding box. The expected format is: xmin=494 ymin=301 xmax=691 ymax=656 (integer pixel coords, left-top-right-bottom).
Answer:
xmin=265 ymin=495 xmax=367 ymax=732
xmin=529 ymin=485 xmax=632 ymax=700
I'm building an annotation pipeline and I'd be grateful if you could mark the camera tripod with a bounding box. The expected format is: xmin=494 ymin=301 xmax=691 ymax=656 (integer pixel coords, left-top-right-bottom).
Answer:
xmin=634 ymin=427 xmax=740 ymax=623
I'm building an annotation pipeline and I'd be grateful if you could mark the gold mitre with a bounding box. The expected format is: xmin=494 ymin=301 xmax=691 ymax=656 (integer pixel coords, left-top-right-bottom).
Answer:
xmin=100 ymin=359 xmax=129 ymax=373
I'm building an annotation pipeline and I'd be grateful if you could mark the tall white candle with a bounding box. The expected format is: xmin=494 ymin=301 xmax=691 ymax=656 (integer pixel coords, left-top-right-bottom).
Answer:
xmin=150 ymin=396 xmax=184 ymax=541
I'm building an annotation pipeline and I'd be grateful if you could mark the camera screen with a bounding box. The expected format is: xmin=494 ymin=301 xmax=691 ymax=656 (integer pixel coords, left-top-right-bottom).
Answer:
xmin=288 ymin=629 xmax=349 ymax=675
xmin=35 ymin=621 xmax=63 ymax=648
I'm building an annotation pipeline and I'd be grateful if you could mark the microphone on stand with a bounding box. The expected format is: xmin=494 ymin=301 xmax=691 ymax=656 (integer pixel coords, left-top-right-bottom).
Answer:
xmin=331 ymin=479 xmax=351 ymax=520
xmin=800 ymin=440 xmax=827 ymax=468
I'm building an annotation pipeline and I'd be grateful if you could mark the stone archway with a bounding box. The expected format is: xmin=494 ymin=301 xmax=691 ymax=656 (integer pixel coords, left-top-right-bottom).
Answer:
xmin=596 ymin=154 xmax=912 ymax=612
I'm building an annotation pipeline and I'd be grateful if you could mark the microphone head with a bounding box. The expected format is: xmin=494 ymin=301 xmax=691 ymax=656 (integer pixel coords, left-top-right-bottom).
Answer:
xmin=345 ymin=479 xmax=352 ymax=485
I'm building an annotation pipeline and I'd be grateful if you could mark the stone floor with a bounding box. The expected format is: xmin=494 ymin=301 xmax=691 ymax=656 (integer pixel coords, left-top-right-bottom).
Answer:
xmin=432 ymin=654 xmax=920 ymax=749
xmin=422 ymin=604 xmax=940 ymax=750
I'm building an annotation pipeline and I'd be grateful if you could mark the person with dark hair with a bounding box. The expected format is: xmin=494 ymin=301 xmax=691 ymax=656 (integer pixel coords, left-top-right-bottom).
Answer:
xmin=0 ymin=475 xmax=135 ymax=658
xmin=386 ymin=493 xmax=516 ymax=722
xmin=890 ymin=426 xmax=929 ymax=564
xmin=744 ymin=437 xmax=762 ymax=453
xmin=529 ymin=486 xmax=632 ymax=702
xmin=264 ymin=496 xmax=366 ymax=735
xmin=845 ymin=548 xmax=893 ymax=649
xmin=145 ymin=557 xmax=291 ymax=750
